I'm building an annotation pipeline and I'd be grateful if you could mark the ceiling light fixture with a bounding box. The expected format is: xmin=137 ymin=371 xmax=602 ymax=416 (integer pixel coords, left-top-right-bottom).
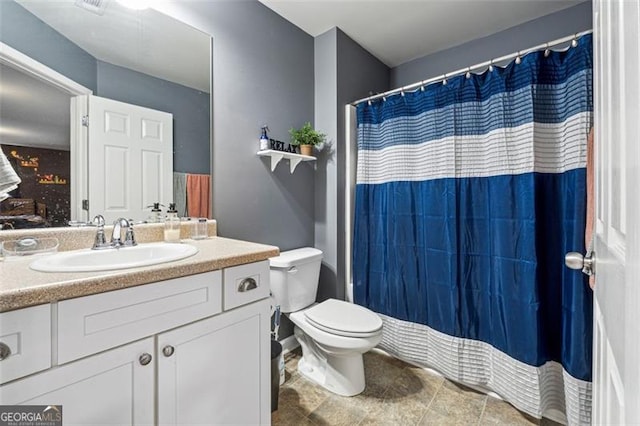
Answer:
xmin=116 ymin=0 xmax=151 ymax=10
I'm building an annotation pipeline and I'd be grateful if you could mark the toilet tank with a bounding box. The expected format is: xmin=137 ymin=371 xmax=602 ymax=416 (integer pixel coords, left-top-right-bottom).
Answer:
xmin=269 ymin=247 xmax=323 ymax=313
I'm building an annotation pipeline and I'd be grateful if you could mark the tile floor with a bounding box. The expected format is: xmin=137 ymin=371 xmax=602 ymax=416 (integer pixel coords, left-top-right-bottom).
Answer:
xmin=272 ymin=348 xmax=562 ymax=426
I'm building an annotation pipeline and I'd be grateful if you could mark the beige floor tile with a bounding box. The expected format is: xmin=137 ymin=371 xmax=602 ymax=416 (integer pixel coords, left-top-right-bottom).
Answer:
xmin=479 ymin=396 xmax=539 ymax=425
xmin=279 ymin=377 xmax=331 ymax=416
xmin=419 ymin=379 xmax=487 ymax=425
xmin=284 ymin=348 xmax=301 ymax=371
xmin=363 ymin=351 xmax=407 ymax=395
xmin=272 ymin=403 xmax=315 ymax=426
xmin=307 ymin=395 xmax=368 ymax=426
xmin=349 ymin=383 xmax=387 ymax=414
xmin=440 ymin=379 xmax=488 ymax=402
xmin=386 ymin=366 xmax=444 ymax=405
xmin=283 ymin=348 xmax=302 ymax=384
xmin=369 ymin=350 xmax=410 ymax=370
xmin=276 ymin=348 xmax=556 ymax=426
xmin=359 ymin=386 xmax=431 ymax=425
xmin=540 ymin=417 xmax=563 ymax=426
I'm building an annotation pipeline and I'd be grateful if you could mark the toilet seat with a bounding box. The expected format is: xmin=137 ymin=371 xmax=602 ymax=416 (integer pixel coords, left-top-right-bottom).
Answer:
xmin=303 ymin=299 xmax=383 ymax=338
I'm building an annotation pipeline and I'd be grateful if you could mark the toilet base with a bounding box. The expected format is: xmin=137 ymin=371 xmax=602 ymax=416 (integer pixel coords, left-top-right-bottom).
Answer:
xmin=294 ymin=326 xmax=366 ymax=397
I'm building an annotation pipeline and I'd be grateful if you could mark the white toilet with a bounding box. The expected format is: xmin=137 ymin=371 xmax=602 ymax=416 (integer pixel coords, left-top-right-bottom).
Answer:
xmin=269 ymin=247 xmax=383 ymax=396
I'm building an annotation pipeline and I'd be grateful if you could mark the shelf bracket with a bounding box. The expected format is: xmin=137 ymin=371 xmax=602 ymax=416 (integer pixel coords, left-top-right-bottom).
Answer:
xmin=289 ymin=157 xmax=302 ymax=173
xmin=269 ymin=153 xmax=284 ymax=172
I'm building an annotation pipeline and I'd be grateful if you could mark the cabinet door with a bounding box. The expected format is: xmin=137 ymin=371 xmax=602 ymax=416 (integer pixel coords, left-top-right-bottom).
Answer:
xmin=0 ymin=338 xmax=154 ymax=426
xmin=158 ymin=299 xmax=270 ymax=425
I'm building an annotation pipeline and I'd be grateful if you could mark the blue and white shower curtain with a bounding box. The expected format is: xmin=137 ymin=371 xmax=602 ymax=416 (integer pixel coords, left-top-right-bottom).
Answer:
xmin=354 ymin=35 xmax=592 ymax=424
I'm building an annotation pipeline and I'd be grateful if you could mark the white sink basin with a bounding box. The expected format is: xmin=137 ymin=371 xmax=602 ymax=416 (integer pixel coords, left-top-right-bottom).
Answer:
xmin=30 ymin=242 xmax=199 ymax=273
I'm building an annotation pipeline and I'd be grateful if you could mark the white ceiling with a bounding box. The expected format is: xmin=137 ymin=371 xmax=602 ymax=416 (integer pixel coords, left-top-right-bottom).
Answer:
xmin=259 ymin=0 xmax=584 ymax=67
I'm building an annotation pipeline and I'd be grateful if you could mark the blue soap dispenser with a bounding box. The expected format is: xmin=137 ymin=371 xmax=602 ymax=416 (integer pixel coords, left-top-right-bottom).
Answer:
xmin=259 ymin=125 xmax=270 ymax=151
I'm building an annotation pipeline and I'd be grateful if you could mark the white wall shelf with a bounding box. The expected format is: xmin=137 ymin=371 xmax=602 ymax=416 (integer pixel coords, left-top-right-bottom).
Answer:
xmin=257 ymin=149 xmax=316 ymax=173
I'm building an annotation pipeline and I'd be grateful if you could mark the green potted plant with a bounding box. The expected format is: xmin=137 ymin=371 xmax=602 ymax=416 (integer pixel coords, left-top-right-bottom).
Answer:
xmin=289 ymin=122 xmax=326 ymax=156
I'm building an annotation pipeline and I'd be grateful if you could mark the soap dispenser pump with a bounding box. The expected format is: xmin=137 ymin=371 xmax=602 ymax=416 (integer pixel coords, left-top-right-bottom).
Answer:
xmin=147 ymin=202 xmax=163 ymax=223
xmin=164 ymin=203 xmax=180 ymax=243
xmin=259 ymin=125 xmax=270 ymax=151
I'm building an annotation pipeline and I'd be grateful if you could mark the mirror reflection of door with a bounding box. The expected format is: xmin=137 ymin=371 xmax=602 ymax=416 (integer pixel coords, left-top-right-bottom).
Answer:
xmin=87 ymin=95 xmax=173 ymax=223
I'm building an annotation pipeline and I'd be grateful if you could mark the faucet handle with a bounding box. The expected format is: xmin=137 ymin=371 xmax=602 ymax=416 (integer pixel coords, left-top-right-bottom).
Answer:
xmin=124 ymin=223 xmax=137 ymax=246
xmin=92 ymin=215 xmax=105 ymax=227
xmin=92 ymin=215 xmax=110 ymax=250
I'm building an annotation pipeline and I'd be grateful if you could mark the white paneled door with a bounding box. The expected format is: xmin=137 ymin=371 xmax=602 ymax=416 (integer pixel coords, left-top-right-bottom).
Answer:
xmin=87 ymin=95 xmax=173 ymax=223
xmin=592 ymin=0 xmax=640 ymax=423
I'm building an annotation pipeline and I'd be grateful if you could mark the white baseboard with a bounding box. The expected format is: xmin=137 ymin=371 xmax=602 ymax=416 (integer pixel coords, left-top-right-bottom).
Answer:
xmin=279 ymin=335 xmax=300 ymax=354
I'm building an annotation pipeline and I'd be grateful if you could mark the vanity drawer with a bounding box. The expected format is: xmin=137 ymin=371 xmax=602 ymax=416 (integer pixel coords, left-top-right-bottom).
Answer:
xmin=223 ymin=261 xmax=270 ymax=310
xmin=58 ymin=270 xmax=222 ymax=364
xmin=0 ymin=304 xmax=51 ymax=384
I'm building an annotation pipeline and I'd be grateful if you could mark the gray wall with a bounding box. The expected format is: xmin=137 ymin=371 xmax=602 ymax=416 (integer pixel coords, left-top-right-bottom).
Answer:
xmin=314 ymin=29 xmax=339 ymax=303
xmin=314 ymin=28 xmax=390 ymax=305
xmin=0 ymin=1 xmax=97 ymax=91
xmin=96 ymin=61 xmax=210 ymax=174
xmin=391 ymin=1 xmax=592 ymax=87
xmin=154 ymin=1 xmax=315 ymax=250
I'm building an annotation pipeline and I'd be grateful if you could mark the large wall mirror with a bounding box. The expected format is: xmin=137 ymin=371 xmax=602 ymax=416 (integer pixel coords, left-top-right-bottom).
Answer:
xmin=0 ymin=0 xmax=211 ymax=229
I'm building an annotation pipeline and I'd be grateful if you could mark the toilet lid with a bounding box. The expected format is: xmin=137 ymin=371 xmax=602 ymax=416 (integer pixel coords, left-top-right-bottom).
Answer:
xmin=304 ymin=299 xmax=383 ymax=338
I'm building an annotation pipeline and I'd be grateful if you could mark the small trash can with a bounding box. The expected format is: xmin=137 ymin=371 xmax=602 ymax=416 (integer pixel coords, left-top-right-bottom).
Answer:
xmin=270 ymin=340 xmax=283 ymax=412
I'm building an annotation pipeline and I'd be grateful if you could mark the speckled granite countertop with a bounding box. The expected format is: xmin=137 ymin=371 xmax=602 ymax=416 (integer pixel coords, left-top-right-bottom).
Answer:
xmin=0 ymin=237 xmax=279 ymax=313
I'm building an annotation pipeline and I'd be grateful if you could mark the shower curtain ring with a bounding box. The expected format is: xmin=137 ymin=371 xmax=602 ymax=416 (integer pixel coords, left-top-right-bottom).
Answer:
xmin=488 ymin=60 xmax=494 ymax=72
xmin=466 ymin=67 xmax=471 ymax=79
xmin=515 ymin=51 xmax=522 ymax=65
xmin=544 ymin=42 xmax=551 ymax=57
xmin=442 ymin=73 xmax=448 ymax=85
xmin=420 ymin=81 xmax=425 ymax=91
xmin=571 ymin=34 xmax=578 ymax=48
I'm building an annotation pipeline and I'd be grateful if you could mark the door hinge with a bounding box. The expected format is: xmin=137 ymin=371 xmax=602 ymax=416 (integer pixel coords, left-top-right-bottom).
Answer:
xmin=82 ymin=115 xmax=89 ymax=127
xmin=82 ymin=199 xmax=89 ymax=211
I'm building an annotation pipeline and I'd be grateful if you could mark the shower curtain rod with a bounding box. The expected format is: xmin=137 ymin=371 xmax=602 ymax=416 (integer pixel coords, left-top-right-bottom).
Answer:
xmin=351 ymin=29 xmax=593 ymax=106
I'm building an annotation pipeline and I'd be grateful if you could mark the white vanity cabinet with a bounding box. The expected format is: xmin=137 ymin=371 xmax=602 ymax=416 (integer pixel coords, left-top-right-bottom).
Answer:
xmin=158 ymin=299 xmax=269 ymax=425
xmin=0 ymin=338 xmax=155 ymax=425
xmin=0 ymin=260 xmax=271 ymax=425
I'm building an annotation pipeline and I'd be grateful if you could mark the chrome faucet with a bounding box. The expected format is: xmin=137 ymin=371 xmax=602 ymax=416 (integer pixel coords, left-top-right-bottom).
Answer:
xmin=111 ymin=218 xmax=137 ymax=248
xmin=91 ymin=215 xmax=137 ymax=250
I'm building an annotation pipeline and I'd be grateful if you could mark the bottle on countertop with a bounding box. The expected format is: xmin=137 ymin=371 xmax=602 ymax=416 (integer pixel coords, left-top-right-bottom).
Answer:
xmin=259 ymin=125 xmax=270 ymax=151
xmin=164 ymin=203 xmax=181 ymax=243
xmin=147 ymin=202 xmax=164 ymax=223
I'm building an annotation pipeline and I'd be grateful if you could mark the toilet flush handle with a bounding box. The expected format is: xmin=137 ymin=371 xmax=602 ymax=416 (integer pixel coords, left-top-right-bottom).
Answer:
xmin=288 ymin=267 xmax=298 ymax=274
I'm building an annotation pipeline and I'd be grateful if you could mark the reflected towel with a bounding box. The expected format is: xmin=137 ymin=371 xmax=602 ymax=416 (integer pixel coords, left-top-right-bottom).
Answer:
xmin=585 ymin=128 xmax=595 ymax=290
xmin=0 ymin=146 xmax=21 ymax=201
xmin=173 ymin=172 xmax=187 ymax=217
xmin=186 ymin=174 xmax=211 ymax=218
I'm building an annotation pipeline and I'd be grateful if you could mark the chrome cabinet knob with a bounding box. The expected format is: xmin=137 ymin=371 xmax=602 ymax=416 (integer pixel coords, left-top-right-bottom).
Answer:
xmin=565 ymin=251 xmax=595 ymax=276
xmin=162 ymin=345 xmax=175 ymax=357
xmin=0 ymin=342 xmax=11 ymax=361
xmin=139 ymin=353 xmax=152 ymax=366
